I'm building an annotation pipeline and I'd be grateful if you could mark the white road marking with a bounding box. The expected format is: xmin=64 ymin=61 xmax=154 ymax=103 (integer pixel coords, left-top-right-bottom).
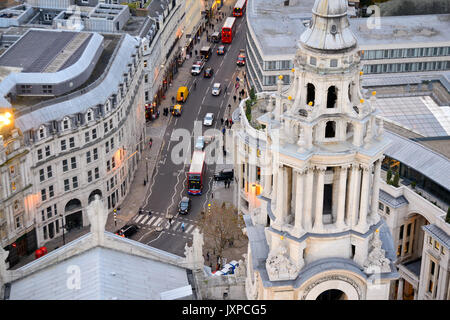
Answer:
xmin=172 ymin=221 xmax=181 ymax=230
xmin=134 ymin=215 xmax=145 ymax=223
xmin=146 ymin=216 xmax=157 ymax=226
xmin=185 ymin=224 xmax=195 ymax=234
xmin=140 ymin=216 xmax=151 ymax=224
xmin=153 ymin=217 xmax=163 ymax=226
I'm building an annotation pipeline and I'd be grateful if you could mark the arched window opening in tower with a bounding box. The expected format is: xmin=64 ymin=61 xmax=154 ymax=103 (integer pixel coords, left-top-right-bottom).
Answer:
xmin=327 ymin=86 xmax=337 ymax=108
xmin=307 ymin=83 xmax=315 ymax=106
xmin=325 ymin=121 xmax=336 ymax=138
xmin=316 ymin=289 xmax=348 ymax=300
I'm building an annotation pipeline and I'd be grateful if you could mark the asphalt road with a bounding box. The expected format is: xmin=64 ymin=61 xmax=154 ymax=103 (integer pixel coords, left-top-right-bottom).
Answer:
xmin=129 ymin=15 xmax=247 ymax=256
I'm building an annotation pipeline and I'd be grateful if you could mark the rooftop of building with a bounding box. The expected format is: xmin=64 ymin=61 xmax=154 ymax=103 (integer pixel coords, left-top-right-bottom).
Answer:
xmin=248 ymin=0 xmax=450 ymax=56
xmin=13 ymin=32 xmax=136 ymax=132
xmin=374 ymin=96 xmax=450 ymax=138
xmin=0 ymin=29 xmax=92 ymax=73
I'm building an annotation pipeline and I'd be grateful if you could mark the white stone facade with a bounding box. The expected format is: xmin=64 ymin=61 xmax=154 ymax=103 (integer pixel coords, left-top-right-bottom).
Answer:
xmin=0 ymin=33 xmax=146 ymax=255
xmin=233 ymin=0 xmax=398 ymax=300
xmin=141 ymin=0 xmax=184 ymax=106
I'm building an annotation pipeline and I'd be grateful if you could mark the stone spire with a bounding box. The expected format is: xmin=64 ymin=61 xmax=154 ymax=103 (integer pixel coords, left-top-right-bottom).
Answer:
xmin=300 ymin=0 xmax=357 ymax=52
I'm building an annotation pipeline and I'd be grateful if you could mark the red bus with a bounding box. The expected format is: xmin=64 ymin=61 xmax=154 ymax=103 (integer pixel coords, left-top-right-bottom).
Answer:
xmin=233 ymin=0 xmax=247 ymax=17
xmin=187 ymin=150 xmax=206 ymax=195
xmin=221 ymin=17 xmax=236 ymax=44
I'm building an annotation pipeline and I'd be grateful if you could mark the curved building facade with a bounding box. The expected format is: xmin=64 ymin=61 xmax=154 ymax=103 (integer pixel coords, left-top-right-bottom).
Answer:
xmin=0 ymin=29 xmax=146 ymax=265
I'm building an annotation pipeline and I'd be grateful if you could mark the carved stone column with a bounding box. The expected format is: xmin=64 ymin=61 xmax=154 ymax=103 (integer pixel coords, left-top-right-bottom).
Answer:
xmin=357 ymin=164 xmax=372 ymax=231
xmin=294 ymin=168 xmax=306 ymax=233
xmin=313 ymin=166 xmax=326 ymax=232
xmin=303 ymin=167 xmax=314 ymax=231
xmin=397 ymin=278 xmax=404 ymax=300
xmin=263 ymin=165 xmax=272 ymax=197
xmin=336 ymin=165 xmax=349 ymax=228
xmin=276 ymin=165 xmax=287 ymax=223
xmin=348 ymin=164 xmax=359 ymax=227
xmin=369 ymin=159 xmax=382 ymax=224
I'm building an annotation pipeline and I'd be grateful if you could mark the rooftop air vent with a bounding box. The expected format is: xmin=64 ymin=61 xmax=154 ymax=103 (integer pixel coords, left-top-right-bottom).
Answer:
xmin=284 ymin=0 xmax=290 ymax=6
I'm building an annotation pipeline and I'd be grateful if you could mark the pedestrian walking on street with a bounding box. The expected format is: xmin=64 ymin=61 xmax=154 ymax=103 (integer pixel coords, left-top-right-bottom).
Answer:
xmin=239 ymin=96 xmax=242 ymax=102
xmin=181 ymin=222 xmax=185 ymax=232
xmin=233 ymin=95 xmax=236 ymax=103
xmin=171 ymin=96 xmax=175 ymax=104
xmin=194 ymin=49 xmax=198 ymax=56
xmin=169 ymin=217 xmax=172 ymax=226
xmin=225 ymin=119 xmax=229 ymax=127
xmin=149 ymin=138 xmax=153 ymax=148
xmin=221 ymin=118 xmax=224 ymax=125
xmin=206 ymin=252 xmax=210 ymax=261
xmin=211 ymin=192 xmax=214 ymax=199
xmin=223 ymin=146 xmax=226 ymax=157
xmin=222 ymin=127 xmax=226 ymax=135
xmin=148 ymin=210 xmax=152 ymax=217
xmin=224 ymin=85 xmax=227 ymax=95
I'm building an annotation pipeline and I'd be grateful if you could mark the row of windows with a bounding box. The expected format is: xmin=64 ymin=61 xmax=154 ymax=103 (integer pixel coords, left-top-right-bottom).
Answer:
xmin=263 ymin=75 xmax=290 ymax=86
xmin=363 ymin=60 xmax=450 ymax=74
xmin=263 ymin=60 xmax=293 ymax=71
xmin=362 ymin=47 xmax=450 ymax=60
xmin=40 ymin=167 xmax=101 ymax=203
xmin=428 ymin=236 xmax=446 ymax=255
xmin=41 ymin=204 xmax=58 ymax=223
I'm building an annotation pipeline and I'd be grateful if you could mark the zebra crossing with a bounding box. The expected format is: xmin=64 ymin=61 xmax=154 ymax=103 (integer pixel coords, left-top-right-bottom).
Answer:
xmin=130 ymin=212 xmax=199 ymax=236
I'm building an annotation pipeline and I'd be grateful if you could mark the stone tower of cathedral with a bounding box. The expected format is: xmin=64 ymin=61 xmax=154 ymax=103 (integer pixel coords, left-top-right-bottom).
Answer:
xmin=237 ymin=0 xmax=399 ymax=300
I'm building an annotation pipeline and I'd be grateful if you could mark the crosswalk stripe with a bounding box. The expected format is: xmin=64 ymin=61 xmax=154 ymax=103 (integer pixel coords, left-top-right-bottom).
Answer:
xmin=134 ymin=215 xmax=145 ymax=223
xmin=153 ymin=217 xmax=162 ymax=227
xmin=146 ymin=216 xmax=157 ymax=226
xmin=140 ymin=216 xmax=150 ymax=224
xmin=185 ymin=224 xmax=195 ymax=234
xmin=172 ymin=221 xmax=181 ymax=230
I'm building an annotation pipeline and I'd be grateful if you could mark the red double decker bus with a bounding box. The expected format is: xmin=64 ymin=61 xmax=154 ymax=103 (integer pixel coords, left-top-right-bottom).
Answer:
xmin=187 ymin=150 xmax=206 ymax=195
xmin=221 ymin=17 xmax=236 ymax=44
xmin=233 ymin=0 xmax=247 ymax=17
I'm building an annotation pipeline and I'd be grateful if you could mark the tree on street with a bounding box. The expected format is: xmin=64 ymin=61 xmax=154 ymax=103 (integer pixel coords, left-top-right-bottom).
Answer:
xmin=198 ymin=201 xmax=246 ymax=259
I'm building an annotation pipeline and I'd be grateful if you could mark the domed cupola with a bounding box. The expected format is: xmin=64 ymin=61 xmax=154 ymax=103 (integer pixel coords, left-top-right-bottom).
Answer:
xmin=300 ymin=0 xmax=357 ymax=53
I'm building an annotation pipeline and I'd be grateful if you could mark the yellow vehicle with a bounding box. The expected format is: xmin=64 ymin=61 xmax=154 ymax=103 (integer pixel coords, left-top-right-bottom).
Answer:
xmin=177 ymin=86 xmax=189 ymax=103
xmin=171 ymin=104 xmax=182 ymax=116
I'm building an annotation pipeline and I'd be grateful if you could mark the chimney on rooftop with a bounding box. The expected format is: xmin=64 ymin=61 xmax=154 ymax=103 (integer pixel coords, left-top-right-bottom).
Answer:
xmin=284 ymin=0 xmax=290 ymax=6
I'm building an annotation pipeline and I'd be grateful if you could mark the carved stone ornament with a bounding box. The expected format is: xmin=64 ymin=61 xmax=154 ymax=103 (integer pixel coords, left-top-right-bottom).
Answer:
xmin=234 ymin=259 xmax=246 ymax=278
xmin=87 ymin=195 xmax=108 ymax=245
xmin=265 ymin=240 xmax=300 ymax=281
xmin=245 ymin=271 xmax=259 ymax=300
xmin=301 ymin=274 xmax=363 ymax=300
xmin=363 ymin=229 xmax=391 ymax=274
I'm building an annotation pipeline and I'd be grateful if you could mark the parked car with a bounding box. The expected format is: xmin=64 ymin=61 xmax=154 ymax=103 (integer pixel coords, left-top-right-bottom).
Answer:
xmin=115 ymin=224 xmax=139 ymax=238
xmin=203 ymin=113 xmax=214 ymax=126
xmin=195 ymin=136 xmax=205 ymax=150
xmin=204 ymin=67 xmax=214 ymax=78
xmin=217 ymin=45 xmax=226 ymax=55
xmin=211 ymin=82 xmax=221 ymax=96
xmin=178 ymin=196 xmax=191 ymax=215
xmin=214 ymin=168 xmax=234 ymax=181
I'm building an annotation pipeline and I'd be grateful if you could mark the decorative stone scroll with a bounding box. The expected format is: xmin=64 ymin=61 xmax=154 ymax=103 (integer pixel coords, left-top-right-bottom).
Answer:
xmin=364 ymin=229 xmax=391 ymax=274
xmin=265 ymin=240 xmax=300 ymax=281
